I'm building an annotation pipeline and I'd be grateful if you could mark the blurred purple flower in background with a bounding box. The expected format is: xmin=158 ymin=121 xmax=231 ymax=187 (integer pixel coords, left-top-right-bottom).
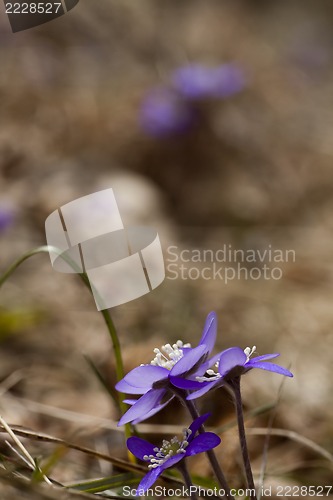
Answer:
xmin=0 ymin=204 xmax=15 ymax=233
xmin=139 ymin=63 xmax=246 ymax=137
xmin=127 ymin=413 xmax=220 ymax=493
xmin=172 ymin=63 xmax=246 ymax=100
xmin=139 ymin=87 xmax=195 ymax=137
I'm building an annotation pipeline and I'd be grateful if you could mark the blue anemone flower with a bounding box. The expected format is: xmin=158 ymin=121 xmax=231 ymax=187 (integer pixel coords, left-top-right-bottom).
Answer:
xmin=127 ymin=413 xmax=221 ymax=494
xmin=139 ymin=63 xmax=246 ymax=137
xmin=172 ymin=63 xmax=246 ymax=100
xmin=139 ymin=87 xmax=195 ymax=137
xmin=0 ymin=205 xmax=15 ymax=233
xmin=116 ymin=312 xmax=217 ymax=425
xmin=171 ymin=345 xmax=293 ymax=400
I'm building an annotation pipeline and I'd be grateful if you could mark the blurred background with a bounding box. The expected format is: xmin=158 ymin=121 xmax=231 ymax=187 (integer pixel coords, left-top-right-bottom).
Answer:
xmin=0 ymin=0 xmax=333 ymax=497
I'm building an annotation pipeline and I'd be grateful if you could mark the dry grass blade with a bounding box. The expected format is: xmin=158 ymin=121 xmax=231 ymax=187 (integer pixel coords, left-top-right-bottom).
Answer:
xmin=2 ymin=393 xmax=185 ymax=434
xmin=257 ymin=371 xmax=286 ymax=500
xmin=247 ymin=427 xmax=333 ymax=465
xmin=0 ymin=469 xmax=113 ymax=500
xmin=0 ymin=416 xmax=52 ymax=485
xmin=0 ymin=423 xmax=186 ymax=487
xmin=255 ymin=458 xmax=333 ymax=476
xmin=3 ymin=393 xmax=275 ymax=435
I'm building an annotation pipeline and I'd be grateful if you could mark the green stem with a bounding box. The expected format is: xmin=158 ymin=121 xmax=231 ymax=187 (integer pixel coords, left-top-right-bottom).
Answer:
xmin=79 ymin=274 xmax=132 ymax=442
xmin=100 ymin=308 xmax=125 ymax=386
xmin=0 ymin=245 xmax=54 ymax=288
xmin=96 ymin=307 xmax=133 ymax=444
xmin=78 ymin=273 xmax=125 ymax=385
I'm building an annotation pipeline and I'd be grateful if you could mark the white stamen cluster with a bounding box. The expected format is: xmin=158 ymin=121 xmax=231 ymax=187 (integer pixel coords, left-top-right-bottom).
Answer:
xmin=196 ymin=361 xmax=221 ymax=382
xmin=143 ymin=428 xmax=192 ymax=469
xmin=244 ymin=346 xmax=256 ymax=363
xmin=150 ymin=340 xmax=191 ymax=370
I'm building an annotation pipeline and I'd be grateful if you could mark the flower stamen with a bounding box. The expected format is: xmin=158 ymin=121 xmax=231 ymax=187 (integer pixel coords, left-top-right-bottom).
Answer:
xmin=144 ymin=428 xmax=192 ymax=469
xmin=150 ymin=340 xmax=191 ymax=370
xmin=244 ymin=346 xmax=256 ymax=363
xmin=196 ymin=361 xmax=221 ymax=383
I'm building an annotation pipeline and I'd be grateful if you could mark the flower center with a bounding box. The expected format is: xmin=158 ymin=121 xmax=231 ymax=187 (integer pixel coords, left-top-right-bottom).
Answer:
xmin=244 ymin=345 xmax=256 ymax=363
xmin=143 ymin=428 xmax=192 ymax=469
xmin=196 ymin=361 xmax=221 ymax=382
xmin=150 ymin=340 xmax=191 ymax=370
xmin=196 ymin=345 xmax=257 ymax=383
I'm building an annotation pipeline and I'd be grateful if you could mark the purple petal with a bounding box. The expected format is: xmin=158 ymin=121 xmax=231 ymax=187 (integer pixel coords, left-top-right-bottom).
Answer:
xmin=180 ymin=347 xmax=192 ymax=354
xmin=172 ymin=64 xmax=245 ymax=100
xmin=188 ymin=413 xmax=211 ymax=437
xmin=170 ymin=344 xmax=208 ymax=377
xmin=137 ymin=466 xmax=163 ymax=493
xmin=127 ymin=437 xmax=155 ymax=461
xmin=172 ymin=65 xmax=219 ymax=99
xmin=187 ymin=379 xmax=220 ymax=400
xmin=118 ymin=389 xmax=165 ymax=426
xmin=214 ymin=64 xmax=246 ymax=98
xmin=186 ymin=432 xmax=221 ymax=456
xmin=160 ymin=454 xmax=183 ymax=470
xmin=123 ymin=399 xmax=137 ymax=405
xmin=169 ymin=375 xmax=205 ymax=390
xmin=251 ymin=353 xmax=280 ymax=362
xmin=131 ymin=396 xmax=174 ymax=424
xmin=197 ymin=353 xmax=221 ymax=376
xmin=115 ymin=379 xmax=149 ymax=395
xmin=218 ymin=347 xmax=247 ymax=377
xmin=119 ymin=365 xmax=168 ymax=389
xmin=0 ymin=206 xmax=15 ymax=232
xmin=140 ymin=87 xmax=195 ymax=137
xmin=199 ymin=311 xmax=217 ymax=354
xmin=246 ymin=361 xmax=293 ymax=377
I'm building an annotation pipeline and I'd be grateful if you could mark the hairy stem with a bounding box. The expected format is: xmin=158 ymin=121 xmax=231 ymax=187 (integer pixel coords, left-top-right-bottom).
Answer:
xmin=184 ymin=397 xmax=231 ymax=499
xmin=230 ymin=377 xmax=257 ymax=500
xmin=178 ymin=461 xmax=199 ymax=500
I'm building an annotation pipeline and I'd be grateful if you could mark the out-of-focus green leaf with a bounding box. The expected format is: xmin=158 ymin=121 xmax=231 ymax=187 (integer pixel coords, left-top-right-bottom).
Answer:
xmin=68 ymin=472 xmax=138 ymax=494
xmin=31 ymin=457 xmax=45 ymax=483
xmin=191 ymin=474 xmax=219 ymax=490
xmin=0 ymin=308 xmax=44 ymax=338
xmin=40 ymin=445 xmax=68 ymax=477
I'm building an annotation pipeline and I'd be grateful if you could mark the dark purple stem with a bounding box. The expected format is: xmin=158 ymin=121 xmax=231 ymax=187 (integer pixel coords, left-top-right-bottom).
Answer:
xmin=230 ymin=377 xmax=257 ymax=500
xmin=178 ymin=461 xmax=199 ymax=500
xmin=184 ymin=397 xmax=231 ymax=499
